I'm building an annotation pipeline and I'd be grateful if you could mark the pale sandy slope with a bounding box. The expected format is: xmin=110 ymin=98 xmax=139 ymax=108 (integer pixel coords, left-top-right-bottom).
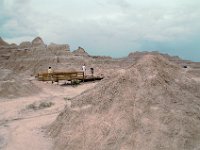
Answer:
xmin=0 ymin=80 xmax=97 ymax=150
xmin=49 ymin=55 xmax=200 ymax=150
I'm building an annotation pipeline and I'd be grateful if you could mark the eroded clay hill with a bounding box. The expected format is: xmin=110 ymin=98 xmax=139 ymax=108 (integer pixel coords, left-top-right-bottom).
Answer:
xmin=49 ymin=54 xmax=200 ymax=150
xmin=0 ymin=37 xmax=9 ymax=46
xmin=0 ymin=37 xmax=119 ymax=76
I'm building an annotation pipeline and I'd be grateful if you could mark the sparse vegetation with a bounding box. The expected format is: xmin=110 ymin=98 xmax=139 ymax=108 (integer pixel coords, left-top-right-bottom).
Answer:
xmin=27 ymin=101 xmax=54 ymax=110
xmin=71 ymin=79 xmax=81 ymax=85
xmin=27 ymin=103 xmax=37 ymax=110
xmin=64 ymin=97 xmax=71 ymax=101
xmin=38 ymin=101 xmax=54 ymax=109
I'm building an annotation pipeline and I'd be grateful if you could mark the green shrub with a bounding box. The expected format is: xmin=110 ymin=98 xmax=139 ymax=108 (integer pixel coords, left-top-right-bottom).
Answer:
xmin=27 ymin=101 xmax=54 ymax=110
xmin=71 ymin=79 xmax=81 ymax=85
xmin=39 ymin=102 xmax=54 ymax=109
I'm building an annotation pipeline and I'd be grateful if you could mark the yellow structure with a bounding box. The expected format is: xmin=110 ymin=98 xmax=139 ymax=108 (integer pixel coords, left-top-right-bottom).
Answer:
xmin=36 ymin=71 xmax=84 ymax=82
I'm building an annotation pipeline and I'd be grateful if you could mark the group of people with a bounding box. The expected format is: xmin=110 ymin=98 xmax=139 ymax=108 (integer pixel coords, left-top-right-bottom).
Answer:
xmin=47 ymin=64 xmax=94 ymax=83
xmin=82 ymin=64 xmax=94 ymax=76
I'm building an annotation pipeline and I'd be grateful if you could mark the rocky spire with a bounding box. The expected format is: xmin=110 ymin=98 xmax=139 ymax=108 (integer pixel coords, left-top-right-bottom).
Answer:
xmin=0 ymin=37 xmax=9 ymax=46
xmin=72 ymin=46 xmax=89 ymax=56
xmin=31 ymin=37 xmax=46 ymax=48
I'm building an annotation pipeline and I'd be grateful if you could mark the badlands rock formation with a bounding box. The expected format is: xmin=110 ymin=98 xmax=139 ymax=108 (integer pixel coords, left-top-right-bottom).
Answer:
xmin=19 ymin=41 xmax=32 ymax=49
xmin=0 ymin=36 xmax=200 ymax=150
xmin=31 ymin=37 xmax=46 ymax=49
xmin=48 ymin=43 xmax=70 ymax=51
xmin=73 ymin=46 xmax=89 ymax=56
xmin=49 ymin=54 xmax=200 ymax=150
xmin=0 ymin=37 xmax=9 ymax=47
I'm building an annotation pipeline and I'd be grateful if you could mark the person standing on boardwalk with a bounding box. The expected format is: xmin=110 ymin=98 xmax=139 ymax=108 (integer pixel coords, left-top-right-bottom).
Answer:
xmin=90 ymin=67 xmax=94 ymax=77
xmin=82 ymin=64 xmax=86 ymax=77
xmin=48 ymin=67 xmax=54 ymax=83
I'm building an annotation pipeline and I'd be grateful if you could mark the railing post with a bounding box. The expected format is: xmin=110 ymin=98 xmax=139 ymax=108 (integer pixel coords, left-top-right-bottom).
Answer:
xmin=83 ymin=72 xmax=84 ymax=82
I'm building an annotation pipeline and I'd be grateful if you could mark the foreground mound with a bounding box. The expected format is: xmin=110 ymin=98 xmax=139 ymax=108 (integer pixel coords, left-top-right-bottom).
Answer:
xmin=0 ymin=69 xmax=40 ymax=99
xmin=49 ymin=54 xmax=200 ymax=150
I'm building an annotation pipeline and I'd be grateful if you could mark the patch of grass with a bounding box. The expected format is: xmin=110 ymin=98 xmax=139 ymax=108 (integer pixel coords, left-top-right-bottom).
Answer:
xmin=27 ymin=101 xmax=54 ymax=110
xmin=27 ymin=103 xmax=37 ymax=110
xmin=71 ymin=79 xmax=81 ymax=85
xmin=38 ymin=102 xmax=54 ymax=109
xmin=64 ymin=97 xmax=71 ymax=101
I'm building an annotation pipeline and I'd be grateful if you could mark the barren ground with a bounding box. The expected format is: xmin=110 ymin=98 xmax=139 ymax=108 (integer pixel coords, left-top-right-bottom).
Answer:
xmin=0 ymin=80 xmax=97 ymax=150
xmin=48 ymin=55 xmax=200 ymax=150
xmin=0 ymin=46 xmax=200 ymax=150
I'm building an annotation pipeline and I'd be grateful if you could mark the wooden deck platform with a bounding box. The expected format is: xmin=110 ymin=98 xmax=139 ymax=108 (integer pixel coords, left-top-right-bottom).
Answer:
xmin=36 ymin=71 xmax=103 ymax=82
xmin=36 ymin=71 xmax=84 ymax=82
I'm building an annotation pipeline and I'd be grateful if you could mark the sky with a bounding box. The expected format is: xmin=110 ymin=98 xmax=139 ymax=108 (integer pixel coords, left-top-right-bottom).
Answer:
xmin=0 ymin=0 xmax=200 ymax=61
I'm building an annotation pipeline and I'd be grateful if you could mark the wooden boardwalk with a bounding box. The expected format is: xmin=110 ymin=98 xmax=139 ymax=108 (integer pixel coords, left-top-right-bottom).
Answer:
xmin=36 ymin=71 xmax=103 ymax=82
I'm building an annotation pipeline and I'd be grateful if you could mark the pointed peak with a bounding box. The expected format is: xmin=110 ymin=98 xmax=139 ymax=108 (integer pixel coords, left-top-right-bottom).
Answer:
xmin=33 ymin=36 xmax=43 ymax=40
xmin=0 ymin=37 xmax=9 ymax=46
xmin=31 ymin=36 xmax=45 ymax=48
xmin=32 ymin=36 xmax=44 ymax=43
xmin=73 ymin=46 xmax=89 ymax=56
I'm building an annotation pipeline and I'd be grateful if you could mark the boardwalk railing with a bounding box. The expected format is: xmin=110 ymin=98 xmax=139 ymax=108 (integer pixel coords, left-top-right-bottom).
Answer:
xmin=36 ymin=71 xmax=84 ymax=82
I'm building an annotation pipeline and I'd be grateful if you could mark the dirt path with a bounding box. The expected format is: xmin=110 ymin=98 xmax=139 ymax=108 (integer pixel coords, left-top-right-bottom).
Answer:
xmin=0 ymin=80 xmax=97 ymax=150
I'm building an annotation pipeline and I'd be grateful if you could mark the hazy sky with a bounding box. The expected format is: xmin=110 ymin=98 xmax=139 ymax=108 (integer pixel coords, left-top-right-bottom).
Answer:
xmin=0 ymin=0 xmax=200 ymax=61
